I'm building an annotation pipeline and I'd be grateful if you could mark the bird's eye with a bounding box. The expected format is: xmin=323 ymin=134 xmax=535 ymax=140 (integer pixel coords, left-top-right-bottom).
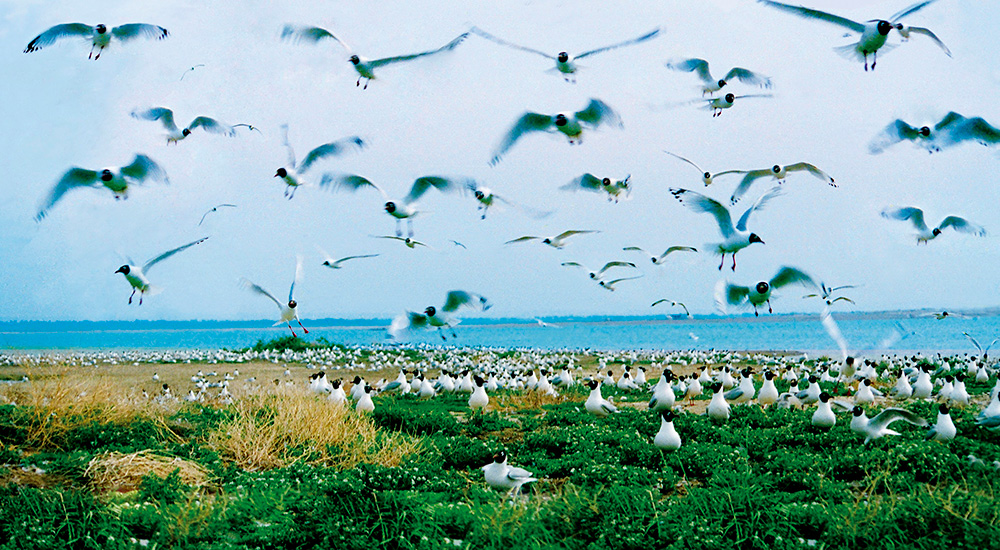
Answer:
xmin=920 ymin=126 xmax=931 ymax=136
xmin=755 ymin=282 xmax=769 ymax=294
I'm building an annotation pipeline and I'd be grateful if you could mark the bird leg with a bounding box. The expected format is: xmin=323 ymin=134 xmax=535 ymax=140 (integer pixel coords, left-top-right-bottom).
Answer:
xmin=88 ymin=44 xmax=96 ymax=59
xmin=871 ymin=50 xmax=877 ymax=71
xmin=95 ymin=46 xmax=104 ymax=60
xmin=718 ymin=254 xmax=726 ymax=271
xmin=286 ymin=323 xmax=297 ymax=338
xmin=128 ymin=289 xmax=136 ymax=304
xmin=768 ymin=300 xmax=773 ymax=314
xmin=395 ymin=220 xmax=403 ymax=237
xmin=139 ymin=291 xmax=144 ymax=305
xmin=407 ymin=220 xmax=414 ymax=238
xmin=297 ymin=319 xmax=309 ymax=334
xmin=754 ymin=306 xmax=759 ymax=317
xmin=731 ymin=254 xmax=737 ymax=271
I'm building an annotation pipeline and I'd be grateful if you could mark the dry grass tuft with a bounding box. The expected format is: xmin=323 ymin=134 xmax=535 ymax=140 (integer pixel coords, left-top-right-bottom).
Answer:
xmin=85 ymin=450 xmax=211 ymax=493
xmin=208 ymin=386 xmax=422 ymax=471
xmin=494 ymin=391 xmax=567 ymax=412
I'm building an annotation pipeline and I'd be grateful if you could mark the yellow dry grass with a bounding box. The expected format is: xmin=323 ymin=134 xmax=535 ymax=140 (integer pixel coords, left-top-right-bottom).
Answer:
xmin=85 ymin=450 xmax=211 ymax=493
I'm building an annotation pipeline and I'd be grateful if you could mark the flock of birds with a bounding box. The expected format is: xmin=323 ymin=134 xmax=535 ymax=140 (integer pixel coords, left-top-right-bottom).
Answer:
xmin=19 ymin=0 xmax=999 ymax=331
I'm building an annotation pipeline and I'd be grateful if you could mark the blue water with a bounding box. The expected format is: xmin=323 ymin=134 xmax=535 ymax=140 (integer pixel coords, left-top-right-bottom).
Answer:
xmin=1 ymin=312 xmax=998 ymax=354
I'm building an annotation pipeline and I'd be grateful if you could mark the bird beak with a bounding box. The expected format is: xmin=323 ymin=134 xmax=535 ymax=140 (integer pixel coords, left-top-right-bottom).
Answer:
xmin=114 ymin=267 xmax=125 ymax=274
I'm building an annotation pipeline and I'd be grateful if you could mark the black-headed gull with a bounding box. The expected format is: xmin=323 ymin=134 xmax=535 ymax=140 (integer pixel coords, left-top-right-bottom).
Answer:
xmin=803 ymin=282 xmax=857 ymax=306
xmin=482 ymin=450 xmax=537 ymax=496
xmin=25 ymin=23 xmax=168 ymax=59
xmin=651 ymin=299 xmax=691 ymax=318
xmin=869 ymin=112 xmax=1000 ymax=154
xmin=323 ymin=175 xmax=469 ymax=237
xmin=663 ymin=151 xmax=742 ymax=187
xmin=316 ymin=246 xmax=378 ymax=269
xmin=470 ymin=26 xmax=660 ymax=82
xmin=623 ymin=245 xmax=697 ymax=266
xmin=281 ymin=25 xmax=468 ymax=89
xmin=585 ymin=380 xmax=618 ymax=417
xmin=717 ymin=266 xmax=816 ymax=316
xmin=115 ymin=237 xmax=208 ymax=305
xmin=490 ymin=99 xmax=622 ymax=165
xmin=653 ymin=411 xmax=682 ymax=450
xmin=850 ymin=406 xmax=927 ymax=443
xmin=36 ymin=154 xmax=168 ymax=221
xmin=665 ymin=58 xmax=772 ymax=96
xmin=274 ymin=125 xmax=365 ymax=199
xmin=389 ymin=290 xmax=490 ymax=340
xmin=727 ymin=162 xmax=835 ymax=204
xmin=757 ymin=0 xmax=949 ymax=71
xmin=561 ymin=174 xmax=632 ymax=202
xmin=926 ymin=404 xmax=956 ymax=441
xmin=598 ymin=274 xmax=644 ymax=291
xmin=131 ymin=107 xmax=235 ymax=144
xmin=373 ymin=236 xmax=430 ymax=249
xmin=699 ymin=93 xmax=772 ymax=117
xmin=505 ymin=230 xmax=599 ymax=249
xmin=669 ymin=186 xmax=782 ymax=270
xmin=465 ymin=182 xmax=551 ymax=220
xmin=561 ymin=261 xmax=635 ymax=282
xmin=198 ymin=204 xmax=236 ymax=226
xmin=880 ymin=206 xmax=986 ymax=243
xmin=241 ymin=257 xmax=309 ymax=337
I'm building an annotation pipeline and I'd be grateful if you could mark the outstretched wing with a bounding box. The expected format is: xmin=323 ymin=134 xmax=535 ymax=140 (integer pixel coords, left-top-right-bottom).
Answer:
xmin=121 ymin=154 xmax=169 ymax=184
xmin=820 ymin=307 xmax=848 ymax=362
xmin=574 ymin=99 xmax=622 ymax=128
xmin=562 ymin=173 xmax=604 ymax=192
xmin=24 ymin=23 xmax=93 ymax=53
xmin=964 ymin=332 xmax=984 ymax=353
xmin=729 ymin=169 xmax=772 ymax=204
xmin=663 ymin=151 xmax=705 ymax=174
xmin=490 ymin=112 xmax=554 ymax=165
xmin=724 ymin=283 xmax=751 ymax=306
xmin=143 ymin=237 xmax=209 ymax=272
xmin=505 ymin=236 xmax=540 ymax=244
xmin=290 ymin=255 xmax=303 ymax=302
xmin=868 ymin=408 xmax=928 ymax=432
xmin=299 ymin=136 xmax=365 ymax=173
xmin=868 ymin=119 xmax=923 ymax=154
xmin=131 ymin=107 xmax=177 ymax=133
xmin=724 ymin=67 xmax=772 ymax=88
xmin=785 ymin=162 xmax=836 ymax=186
xmin=318 ymin=173 xmax=384 ymax=196
xmin=659 ymin=246 xmax=698 ymax=259
xmin=757 ymin=1 xmax=865 ymax=33
xmin=598 ymin=261 xmax=636 ymax=275
xmin=904 ymin=26 xmax=951 ymax=57
xmin=736 ymin=186 xmax=783 ymax=231
xmin=111 ymin=24 xmax=169 ymax=43
xmin=770 ymin=267 xmax=815 ymax=290
xmin=890 ymin=0 xmax=938 ymax=23
xmin=937 ymin=216 xmax=985 ymax=236
xmin=280 ymin=24 xmax=350 ymax=52
xmin=369 ymin=32 xmax=469 ymax=68
xmin=35 ymin=167 xmax=99 ymax=221
xmin=555 ymin=230 xmax=598 ymax=241
xmin=949 ymin=117 xmax=1000 ymax=146
xmin=443 ymin=290 xmax=490 ymax=313
xmin=576 ymin=28 xmax=661 ymax=59
xmin=188 ymin=116 xmax=235 ymax=136
xmin=669 ymin=188 xmax=734 ymax=238
xmin=665 ymin=58 xmax=713 ymax=83
xmin=331 ymin=254 xmax=378 ymax=268
xmin=881 ymin=207 xmax=927 ymax=232
xmin=241 ymin=278 xmax=281 ymax=308
xmin=405 ymin=176 xmax=469 ymax=203
xmin=468 ymin=26 xmax=554 ymax=59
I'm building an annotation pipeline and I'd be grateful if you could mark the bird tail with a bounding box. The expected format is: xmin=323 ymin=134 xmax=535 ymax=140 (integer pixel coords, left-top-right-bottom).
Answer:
xmin=145 ymin=285 xmax=165 ymax=297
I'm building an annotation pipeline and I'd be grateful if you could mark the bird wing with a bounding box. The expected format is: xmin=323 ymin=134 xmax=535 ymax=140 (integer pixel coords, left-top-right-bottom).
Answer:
xmin=490 ymin=112 xmax=554 ymax=165
xmin=120 ymin=154 xmax=169 ymax=184
xmin=729 ymin=169 xmax=772 ymax=204
xmin=659 ymin=246 xmax=698 ymax=260
xmin=468 ymin=26 xmax=553 ymax=58
xmin=868 ymin=408 xmax=928 ymax=432
xmin=389 ymin=312 xmax=419 ymax=338
xmin=35 ymin=167 xmax=100 ymax=221
xmin=368 ymin=32 xmax=469 ymax=68
xmin=443 ymin=290 xmax=490 ymax=313
xmin=724 ymin=283 xmax=751 ymax=306
xmin=318 ymin=174 xmax=385 ymax=196
xmin=505 ymin=236 xmax=539 ymax=244
xmin=736 ymin=186 xmax=783 ymax=231
xmin=868 ymin=119 xmax=922 ymax=154
xmin=563 ymin=173 xmax=604 ymax=192
xmin=555 ymin=230 xmax=598 ymax=241
xmin=576 ymin=27 xmax=661 ymax=59
xmin=561 ymin=262 xmax=586 ymax=270
xmin=821 ymin=307 xmax=849 ymax=361
xmin=290 ymin=255 xmax=303 ymax=302
xmin=757 ymin=1 xmax=865 ymax=33
xmin=241 ymin=278 xmax=281 ymax=308
xmin=785 ymin=162 xmax=835 ymax=185
xmin=24 ymin=23 xmax=93 ymax=53
xmin=111 ymin=24 xmax=169 ymax=43
xmin=933 ymin=111 xmax=966 ymax=133
xmin=575 ymin=99 xmax=622 ymax=128
xmin=506 ymin=466 xmax=535 ymax=481
xmin=188 ymin=116 xmax=235 ymax=136
xmin=405 ymin=176 xmax=469 ymax=203
xmin=665 ymin=58 xmax=713 ymax=83
xmin=143 ymin=237 xmax=209 ymax=272
xmin=770 ymin=267 xmax=816 ymax=290
xmin=904 ymin=26 xmax=951 ymax=56
xmin=601 ymin=402 xmax=618 ymax=415
xmin=663 ymin=151 xmax=705 ymax=173
xmin=890 ymin=0 xmax=938 ymax=22
xmin=669 ymin=188 xmax=734 ymax=238
xmin=299 ymin=137 xmax=366 ymax=173
xmin=651 ymin=299 xmax=673 ymax=307
xmin=280 ymin=24 xmax=350 ymax=52
xmin=724 ymin=67 xmax=772 ymax=88
xmin=597 ymin=261 xmax=636 ymax=275
xmin=881 ymin=207 xmax=927 ymax=232
xmin=331 ymin=254 xmax=378 ymax=268
xmin=949 ymin=117 xmax=1000 ymax=146
xmin=131 ymin=107 xmax=178 ymax=133
xmin=964 ymin=332 xmax=984 ymax=353
xmin=623 ymin=246 xmax=649 ymax=256
xmin=937 ymin=216 xmax=985 ymax=236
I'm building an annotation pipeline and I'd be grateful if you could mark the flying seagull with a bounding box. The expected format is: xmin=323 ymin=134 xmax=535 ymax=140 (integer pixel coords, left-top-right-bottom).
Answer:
xmin=505 ymin=230 xmax=599 ymax=249
xmin=663 ymin=151 xmax=742 ymax=187
xmin=115 ymin=237 xmax=208 ymax=305
xmin=869 ymin=112 xmax=1000 ymax=154
xmin=389 ymin=290 xmax=491 ymax=340
xmin=274 ymin=124 xmax=365 ymax=198
xmin=717 ymin=266 xmax=816 ymax=316
xmin=24 ymin=22 xmax=168 ymax=59
xmin=198 ymin=204 xmax=236 ymax=226
xmin=665 ymin=58 xmax=772 ymax=95
xmin=131 ymin=107 xmax=235 ymax=144
xmin=490 ymin=99 xmax=622 ymax=165
xmin=651 ymin=299 xmax=691 ymax=317
xmin=727 ymin=162 xmax=835 ymax=204
xmin=241 ymin=256 xmax=309 ymax=337
xmin=316 ymin=246 xmax=378 ymax=269
xmin=36 ymin=154 xmax=168 ymax=221
xmin=881 ymin=207 xmax=986 ymax=244
xmin=561 ymin=174 xmax=632 ymax=202
xmin=322 ymin=175 xmax=469 ymax=237
xmin=623 ymin=245 xmax=697 ymax=266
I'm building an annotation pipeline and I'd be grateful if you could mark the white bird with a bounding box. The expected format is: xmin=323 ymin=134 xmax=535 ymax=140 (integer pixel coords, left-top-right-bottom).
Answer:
xmin=869 ymin=112 xmax=1000 ymax=154
xmin=891 ymin=371 xmax=914 ymax=399
xmin=724 ymin=368 xmax=757 ymax=404
xmin=757 ymin=0 xmax=949 ymax=71
xmin=718 ymin=266 xmax=816 ymax=316
xmin=389 ymin=290 xmax=491 ymax=340
xmin=114 ymin=237 xmax=208 ymax=305
xmin=469 ymin=376 xmax=489 ymax=410
xmin=560 ymin=174 xmax=632 ymax=202
xmin=796 ymin=375 xmax=822 ymax=405
xmin=324 ymin=175 xmax=468 ymax=237
xmin=804 ymin=282 xmax=857 ymax=306
xmin=598 ymin=275 xmax=644 ymax=292
xmin=669 ymin=186 xmax=782 ymax=270
xmin=697 ymin=92 xmax=773 ymax=117
xmin=316 ymin=246 xmax=378 ymax=270
xmin=855 ymin=379 xmax=877 ymax=405
xmin=926 ymin=404 xmax=957 ymax=441
xmin=470 ymin=26 xmax=660 ymax=82
xmin=482 ymin=450 xmax=537 ymax=496
xmin=24 ymin=22 xmax=168 ymax=59
xmin=505 ymin=230 xmax=598 ymax=249
xmin=850 ymin=406 xmax=927 ymax=443
xmin=273 ymin=125 xmax=366 ymax=199
xmin=964 ymin=332 xmax=999 ymax=361
xmin=198 ymin=204 xmax=237 ymax=226
xmin=281 ymin=25 xmax=469 ymax=89
xmin=650 ymin=299 xmax=691 ymax=318
xmin=490 ymin=99 xmax=622 ymax=164
xmin=374 ymin=236 xmax=430 ymax=249
xmin=880 ymin=207 xmax=986 ymax=244
xmin=561 ymin=261 xmax=636 ymax=282
xmin=726 ymin=162 xmax=836 ymax=204
xmin=654 ymin=411 xmax=682 ymax=451
xmin=241 ymin=256 xmax=309 ymax=337
xmin=533 ymin=318 xmax=560 ymax=328
xmin=36 ymin=154 xmax=169 ymax=221
xmin=812 ymin=392 xmax=837 ymax=429
xmin=355 ymin=385 xmax=375 ymax=413
xmin=465 ymin=182 xmax=551 ymax=220
xmin=758 ymin=371 xmax=779 ymax=405
xmin=131 ymin=107 xmax=235 ymax=144
xmin=623 ymin=245 xmax=698 ymax=266
xmin=666 ymin=58 xmax=772 ymax=95
xmin=707 ymin=383 xmax=731 ymax=421
xmin=585 ymin=380 xmax=618 ymax=417
xmin=663 ymin=151 xmax=744 ymax=187
xmin=649 ymin=375 xmax=676 ymax=412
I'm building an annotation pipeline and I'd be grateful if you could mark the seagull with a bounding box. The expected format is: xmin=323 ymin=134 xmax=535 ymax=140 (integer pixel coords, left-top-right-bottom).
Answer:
xmin=24 ymin=22 xmax=168 ymax=59
xmin=698 ymin=92 xmax=773 ymax=117
xmin=707 ymin=382 xmax=731 ymax=421
xmin=850 ymin=406 xmax=928 ymax=443
xmin=355 ymin=385 xmax=375 ymax=413
xmin=926 ymin=404 xmax=956 ymax=441
xmin=804 ymin=282 xmax=857 ymax=306
xmin=373 ymin=236 xmax=429 ymax=249
xmin=964 ymin=332 xmax=998 ymax=361
xmin=665 ymin=58 xmax=772 ymax=96
xmin=812 ymin=392 xmax=837 ymax=428
xmin=654 ymin=411 xmax=682 ymax=451
xmin=465 ymin=182 xmax=551 ymax=220
xmin=505 ymin=230 xmax=598 ymax=249
xmin=623 ymin=245 xmax=698 ymax=266
xmin=717 ymin=267 xmax=816 ymax=316
xmin=281 ymin=25 xmax=468 ymax=89
xmin=598 ymin=275 xmax=644 ymax=292
xmin=727 ymin=162 xmax=835 ymax=204
xmin=663 ymin=151 xmax=742 ymax=187
xmin=131 ymin=107 xmax=235 ymax=144
xmin=922 ymin=311 xmax=970 ymax=320
xmin=198 ymin=204 xmax=236 ymax=226
xmin=115 ymin=237 xmax=208 ymax=305
xmin=469 ymin=26 xmax=660 ymax=82
xmin=274 ymin=125 xmax=365 ymax=199
xmin=869 ymin=112 xmax=1000 ymax=154
xmin=482 ymin=451 xmax=537 ymax=497
xmin=36 ymin=154 xmax=168 ymax=221
xmin=585 ymin=380 xmax=618 ymax=417
xmin=880 ymin=207 xmax=986 ymax=244
xmin=651 ymin=299 xmax=691 ymax=317
xmin=669 ymin=186 xmax=782 ymax=270
xmin=241 ymin=257 xmax=309 ymax=337
xmin=389 ymin=290 xmax=491 ymax=340
xmin=757 ymin=0 xmax=949 ymax=71
xmin=561 ymin=261 xmax=636 ymax=282
xmin=179 ymin=64 xmax=205 ymax=80
xmin=232 ymin=124 xmax=262 ymax=134
xmin=323 ymin=175 xmax=468 ymax=237
xmin=561 ymin=174 xmax=632 ymax=202
xmin=533 ymin=318 xmax=560 ymax=328
xmin=316 ymin=246 xmax=378 ymax=269
xmin=469 ymin=376 xmax=489 ymax=411
xmin=490 ymin=99 xmax=622 ymax=165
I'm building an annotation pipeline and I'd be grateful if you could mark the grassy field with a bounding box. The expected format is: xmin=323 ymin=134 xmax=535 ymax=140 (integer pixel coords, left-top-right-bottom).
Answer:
xmin=1 ymin=343 xmax=999 ymax=549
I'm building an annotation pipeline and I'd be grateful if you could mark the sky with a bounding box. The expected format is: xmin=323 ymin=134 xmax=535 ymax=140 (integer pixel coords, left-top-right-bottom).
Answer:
xmin=1 ymin=0 xmax=999 ymax=322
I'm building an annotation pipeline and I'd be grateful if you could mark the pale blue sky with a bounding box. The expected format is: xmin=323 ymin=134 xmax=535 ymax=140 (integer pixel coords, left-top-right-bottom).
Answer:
xmin=1 ymin=0 xmax=998 ymax=321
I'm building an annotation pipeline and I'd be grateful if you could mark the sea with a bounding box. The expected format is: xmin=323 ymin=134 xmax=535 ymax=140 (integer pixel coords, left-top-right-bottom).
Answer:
xmin=1 ymin=311 xmax=999 ymax=355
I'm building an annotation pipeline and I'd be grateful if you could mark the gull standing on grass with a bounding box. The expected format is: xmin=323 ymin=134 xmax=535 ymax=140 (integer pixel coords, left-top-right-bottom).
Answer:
xmin=482 ymin=451 xmax=537 ymax=497
xmin=115 ymin=237 xmax=209 ymax=305
xmin=241 ymin=256 xmax=309 ymax=337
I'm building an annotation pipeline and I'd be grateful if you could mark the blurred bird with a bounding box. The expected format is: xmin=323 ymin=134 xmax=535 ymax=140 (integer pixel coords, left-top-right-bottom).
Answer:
xmin=651 ymin=299 xmax=691 ymax=318
xmin=598 ymin=275 xmax=644 ymax=292
xmin=869 ymin=112 xmax=1000 ymax=154
xmin=561 ymin=261 xmax=636 ymax=282
xmin=561 ymin=174 xmax=632 ymax=202
xmin=389 ymin=290 xmax=491 ymax=340
xmin=696 ymin=92 xmax=773 ymax=117
xmin=727 ymin=162 xmax=835 ymax=204
xmin=964 ymin=332 xmax=998 ymax=361
xmin=198 ymin=204 xmax=236 ymax=226
xmin=115 ymin=237 xmax=208 ymax=305
xmin=880 ymin=207 xmax=986 ymax=243
xmin=717 ymin=267 xmax=815 ymax=316
xmin=373 ymin=236 xmax=429 ymax=249
xmin=804 ymin=282 xmax=857 ymax=306
xmin=490 ymin=99 xmax=622 ymax=164
xmin=274 ymin=125 xmax=365 ymax=198
xmin=505 ymin=230 xmax=598 ymax=249
xmin=36 ymin=154 xmax=168 ymax=221
xmin=24 ymin=22 xmax=168 ymax=59
xmin=465 ymin=182 xmax=551 ymax=220
xmin=663 ymin=151 xmax=742 ymax=187
xmin=131 ymin=107 xmax=235 ymax=144
xmin=624 ymin=245 xmax=698 ymax=266
xmin=324 ymin=175 xmax=469 ymax=237
xmin=850 ymin=406 xmax=928 ymax=443
xmin=316 ymin=246 xmax=378 ymax=269
xmin=241 ymin=256 xmax=309 ymax=337
xmin=666 ymin=57 xmax=772 ymax=95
